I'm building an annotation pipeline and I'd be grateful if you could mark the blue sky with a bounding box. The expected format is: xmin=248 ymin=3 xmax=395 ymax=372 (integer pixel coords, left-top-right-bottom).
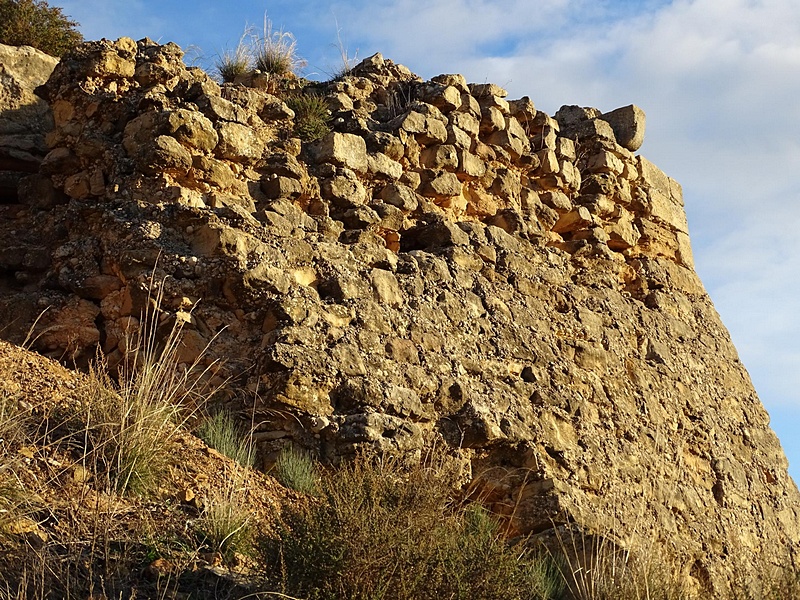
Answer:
xmin=56 ymin=0 xmax=800 ymax=481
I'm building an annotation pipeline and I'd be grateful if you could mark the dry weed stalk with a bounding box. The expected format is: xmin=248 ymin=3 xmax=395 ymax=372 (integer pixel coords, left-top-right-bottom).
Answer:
xmin=81 ymin=277 xmax=220 ymax=495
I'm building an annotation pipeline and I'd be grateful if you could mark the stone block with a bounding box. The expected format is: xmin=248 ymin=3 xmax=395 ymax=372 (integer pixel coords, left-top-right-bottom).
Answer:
xmin=370 ymin=269 xmax=403 ymax=307
xmin=260 ymin=174 xmax=305 ymax=200
xmin=606 ymin=211 xmax=641 ymax=251
xmin=393 ymin=109 xmax=448 ymax=145
xmin=554 ymin=105 xmax=602 ymax=130
xmin=468 ymin=83 xmax=508 ymax=98
xmin=637 ymin=156 xmax=671 ymax=194
xmin=480 ymin=106 xmax=506 ymax=134
xmin=600 ymin=104 xmax=646 ymax=151
xmin=380 ymin=183 xmax=420 ymax=212
xmin=446 ymin=124 xmax=473 ymax=149
xmin=552 ymin=206 xmax=592 ymax=234
xmin=431 ymin=73 xmax=468 ymax=91
xmin=508 ymin=96 xmax=537 ymax=123
xmin=310 ymin=132 xmax=369 ymax=174
xmin=418 ymin=83 xmax=462 ymax=112
xmin=367 ymin=152 xmax=403 ymax=179
xmin=420 ymin=144 xmax=459 ymax=170
xmin=587 ymin=150 xmax=625 ymax=175
xmin=648 ymin=188 xmax=689 ymax=233
xmin=322 ymin=170 xmax=368 ymax=208
xmin=141 ymin=135 xmax=192 ymax=175
xmin=449 ymin=111 xmax=480 ymax=137
xmin=215 ymin=121 xmax=265 ymax=162
xmin=422 ymin=171 xmax=462 ymax=199
xmin=536 ymin=148 xmax=559 ymax=174
xmin=456 ymin=149 xmax=486 ymax=180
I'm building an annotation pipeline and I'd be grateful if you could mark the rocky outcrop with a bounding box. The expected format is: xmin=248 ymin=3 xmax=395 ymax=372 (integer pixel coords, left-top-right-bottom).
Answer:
xmin=0 ymin=37 xmax=797 ymax=596
xmin=0 ymin=43 xmax=59 ymax=202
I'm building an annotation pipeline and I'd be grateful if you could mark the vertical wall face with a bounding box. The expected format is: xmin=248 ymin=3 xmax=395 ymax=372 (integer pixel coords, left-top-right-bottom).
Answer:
xmin=0 ymin=38 xmax=798 ymax=595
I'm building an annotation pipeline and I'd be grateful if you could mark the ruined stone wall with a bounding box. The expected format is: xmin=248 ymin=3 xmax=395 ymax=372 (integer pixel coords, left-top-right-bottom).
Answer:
xmin=0 ymin=37 xmax=798 ymax=596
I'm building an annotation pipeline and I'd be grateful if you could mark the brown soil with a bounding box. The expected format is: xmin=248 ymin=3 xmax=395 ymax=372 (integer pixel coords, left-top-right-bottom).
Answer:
xmin=0 ymin=339 xmax=298 ymax=598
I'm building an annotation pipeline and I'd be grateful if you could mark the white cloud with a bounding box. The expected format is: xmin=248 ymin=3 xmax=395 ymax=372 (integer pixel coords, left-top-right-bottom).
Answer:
xmin=330 ymin=0 xmax=573 ymax=71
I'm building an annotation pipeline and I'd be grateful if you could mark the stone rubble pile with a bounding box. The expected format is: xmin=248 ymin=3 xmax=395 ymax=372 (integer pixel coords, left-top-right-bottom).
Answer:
xmin=0 ymin=39 xmax=798 ymax=597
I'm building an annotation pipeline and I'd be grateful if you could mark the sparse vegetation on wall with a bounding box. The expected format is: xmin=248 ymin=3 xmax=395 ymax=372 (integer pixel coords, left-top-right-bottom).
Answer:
xmin=214 ymin=31 xmax=252 ymax=83
xmin=287 ymin=92 xmax=332 ymax=141
xmin=213 ymin=16 xmax=306 ymax=85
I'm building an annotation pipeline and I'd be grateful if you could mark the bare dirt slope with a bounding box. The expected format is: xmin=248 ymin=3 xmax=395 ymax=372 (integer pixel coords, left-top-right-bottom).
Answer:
xmin=0 ymin=339 xmax=292 ymax=598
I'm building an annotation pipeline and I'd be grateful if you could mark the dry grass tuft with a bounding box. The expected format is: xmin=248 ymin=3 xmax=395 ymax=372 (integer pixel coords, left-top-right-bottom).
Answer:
xmin=214 ymin=28 xmax=252 ymax=83
xmin=253 ymin=15 xmax=306 ymax=76
xmin=551 ymin=525 xmax=691 ymax=600
xmin=195 ymin=468 xmax=254 ymax=559
xmin=75 ymin=284 xmax=217 ymax=496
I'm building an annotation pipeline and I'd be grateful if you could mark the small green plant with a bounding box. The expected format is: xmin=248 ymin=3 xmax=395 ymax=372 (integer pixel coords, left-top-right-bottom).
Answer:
xmin=0 ymin=0 xmax=82 ymax=56
xmin=214 ymin=28 xmax=252 ymax=83
xmin=274 ymin=445 xmax=318 ymax=494
xmin=196 ymin=475 xmax=253 ymax=559
xmin=287 ymin=93 xmax=332 ymax=142
xmin=197 ymin=409 xmax=254 ymax=468
xmin=264 ymin=452 xmax=564 ymax=599
xmin=253 ymin=14 xmax=306 ymax=76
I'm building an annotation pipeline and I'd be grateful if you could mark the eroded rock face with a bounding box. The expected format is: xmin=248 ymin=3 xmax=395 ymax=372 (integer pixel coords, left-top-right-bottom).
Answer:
xmin=0 ymin=43 xmax=59 ymax=201
xmin=0 ymin=38 xmax=797 ymax=597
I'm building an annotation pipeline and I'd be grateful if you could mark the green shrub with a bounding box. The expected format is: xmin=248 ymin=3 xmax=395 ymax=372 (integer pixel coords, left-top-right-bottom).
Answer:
xmin=264 ymin=453 xmax=564 ymax=599
xmin=195 ymin=477 xmax=253 ymax=559
xmin=287 ymin=93 xmax=332 ymax=142
xmin=197 ymin=409 xmax=254 ymax=468
xmin=0 ymin=0 xmax=82 ymax=57
xmin=274 ymin=445 xmax=318 ymax=494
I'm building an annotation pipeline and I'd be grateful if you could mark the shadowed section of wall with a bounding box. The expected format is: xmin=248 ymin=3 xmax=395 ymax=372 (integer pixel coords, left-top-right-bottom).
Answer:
xmin=0 ymin=43 xmax=58 ymax=202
